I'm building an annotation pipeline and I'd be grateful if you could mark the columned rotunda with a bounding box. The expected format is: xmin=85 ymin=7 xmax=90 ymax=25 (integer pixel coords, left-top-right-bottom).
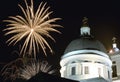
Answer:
xmin=60 ymin=17 xmax=112 ymax=82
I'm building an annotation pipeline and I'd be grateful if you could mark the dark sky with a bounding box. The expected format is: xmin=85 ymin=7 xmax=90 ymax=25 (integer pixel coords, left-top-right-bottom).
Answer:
xmin=0 ymin=0 xmax=120 ymax=70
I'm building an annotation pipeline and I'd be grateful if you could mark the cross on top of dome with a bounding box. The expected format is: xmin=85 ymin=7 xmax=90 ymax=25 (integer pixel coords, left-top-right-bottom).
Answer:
xmin=82 ymin=17 xmax=89 ymax=27
xmin=112 ymin=37 xmax=118 ymax=49
xmin=112 ymin=37 xmax=116 ymax=43
xmin=80 ymin=17 xmax=90 ymax=36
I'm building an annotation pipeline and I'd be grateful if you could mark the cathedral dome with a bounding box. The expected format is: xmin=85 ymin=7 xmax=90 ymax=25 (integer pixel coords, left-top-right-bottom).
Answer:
xmin=64 ymin=36 xmax=107 ymax=54
xmin=63 ymin=17 xmax=108 ymax=58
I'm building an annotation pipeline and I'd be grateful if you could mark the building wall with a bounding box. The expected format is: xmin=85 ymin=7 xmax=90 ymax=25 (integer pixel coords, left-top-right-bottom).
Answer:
xmin=60 ymin=51 xmax=112 ymax=82
xmin=110 ymin=52 xmax=120 ymax=82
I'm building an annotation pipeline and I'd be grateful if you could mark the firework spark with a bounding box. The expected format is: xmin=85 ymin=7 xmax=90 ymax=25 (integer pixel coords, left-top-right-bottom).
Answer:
xmin=3 ymin=0 xmax=62 ymax=58
xmin=19 ymin=60 xmax=55 ymax=80
xmin=1 ymin=58 xmax=24 ymax=81
xmin=0 ymin=48 xmax=35 ymax=81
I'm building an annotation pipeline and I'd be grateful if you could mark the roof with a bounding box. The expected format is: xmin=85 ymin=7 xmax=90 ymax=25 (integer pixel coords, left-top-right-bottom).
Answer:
xmin=64 ymin=36 xmax=107 ymax=54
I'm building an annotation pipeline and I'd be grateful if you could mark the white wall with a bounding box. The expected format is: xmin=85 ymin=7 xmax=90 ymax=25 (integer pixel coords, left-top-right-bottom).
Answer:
xmin=60 ymin=52 xmax=112 ymax=81
xmin=111 ymin=54 xmax=120 ymax=76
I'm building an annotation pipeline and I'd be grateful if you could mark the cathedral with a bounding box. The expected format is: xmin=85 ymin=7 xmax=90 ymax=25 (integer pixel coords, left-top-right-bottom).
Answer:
xmin=60 ymin=17 xmax=120 ymax=82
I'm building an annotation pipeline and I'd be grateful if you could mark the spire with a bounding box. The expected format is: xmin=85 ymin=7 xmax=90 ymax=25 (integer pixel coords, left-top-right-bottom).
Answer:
xmin=112 ymin=37 xmax=117 ymax=48
xmin=80 ymin=17 xmax=90 ymax=36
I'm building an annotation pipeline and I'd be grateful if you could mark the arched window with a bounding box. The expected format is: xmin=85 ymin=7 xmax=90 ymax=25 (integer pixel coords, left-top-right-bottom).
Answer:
xmin=112 ymin=61 xmax=117 ymax=78
xmin=71 ymin=67 xmax=76 ymax=75
xmin=70 ymin=61 xmax=76 ymax=75
xmin=84 ymin=66 xmax=89 ymax=74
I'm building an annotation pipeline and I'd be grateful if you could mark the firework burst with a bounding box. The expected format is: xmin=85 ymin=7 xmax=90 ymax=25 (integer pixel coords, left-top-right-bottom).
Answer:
xmin=19 ymin=60 xmax=55 ymax=80
xmin=3 ymin=0 xmax=62 ymax=58
xmin=0 ymin=47 xmax=35 ymax=81
xmin=1 ymin=58 xmax=24 ymax=81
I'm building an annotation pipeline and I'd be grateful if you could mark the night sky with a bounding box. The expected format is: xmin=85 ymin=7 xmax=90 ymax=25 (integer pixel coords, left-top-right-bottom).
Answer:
xmin=0 ymin=0 xmax=120 ymax=72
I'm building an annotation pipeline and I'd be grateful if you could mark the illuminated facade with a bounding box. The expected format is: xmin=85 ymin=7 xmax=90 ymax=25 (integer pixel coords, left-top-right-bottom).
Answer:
xmin=60 ymin=17 xmax=112 ymax=82
xmin=109 ymin=37 xmax=120 ymax=82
